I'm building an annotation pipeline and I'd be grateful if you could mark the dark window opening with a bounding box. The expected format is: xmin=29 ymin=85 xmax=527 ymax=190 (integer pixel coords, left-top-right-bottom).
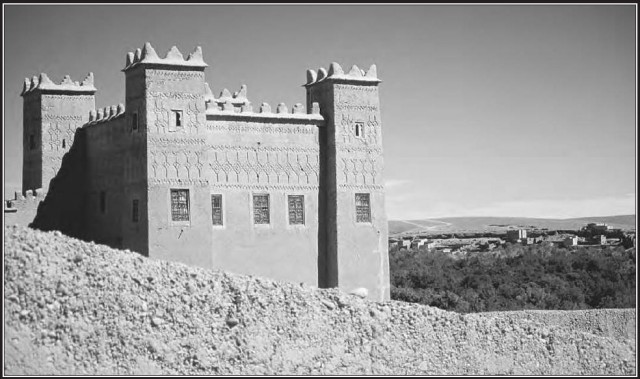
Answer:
xmin=172 ymin=110 xmax=183 ymax=128
xmin=355 ymin=122 xmax=364 ymax=138
xmin=171 ymin=189 xmax=190 ymax=221
xmin=100 ymin=191 xmax=106 ymax=214
xmin=211 ymin=194 xmax=223 ymax=225
xmin=29 ymin=134 xmax=36 ymax=150
xmin=288 ymin=195 xmax=305 ymax=225
xmin=253 ymin=194 xmax=270 ymax=224
xmin=355 ymin=193 xmax=371 ymax=223
xmin=132 ymin=199 xmax=139 ymax=223
xmin=132 ymin=112 xmax=139 ymax=132
xmin=62 ymin=139 xmax=66 ymax=149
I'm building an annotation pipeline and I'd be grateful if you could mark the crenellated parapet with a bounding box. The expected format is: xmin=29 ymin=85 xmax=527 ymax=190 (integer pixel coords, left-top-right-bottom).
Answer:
xmin=4 ymin=188 xmax=46 ymax=214
xmin=205 ymin=83 xmax=250 ymax=108
xmin=206 ymin=99 xmax=324 ymax=123
xmin=20 ymin=72 xmax=96 ymax=96
xmin=122 ymin=42 xmax=207 ymax=71
xmin=304 ymin=62 xmax=380 ymax=87
xmin=86 ymin=103 xmax=125 ymax=126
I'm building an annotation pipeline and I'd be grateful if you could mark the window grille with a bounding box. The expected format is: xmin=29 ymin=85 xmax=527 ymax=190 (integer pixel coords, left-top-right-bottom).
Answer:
xmin=288 ymin=195 xmax=305 ymax=225
xmin=211 ymin=194 xmax=223 ymax=225
xmin=171 ymin=189 xmax=190 ymax=221
xmin=355 ymin=193 xmax=371 ymax=223
xmin=253 ymin=194 xmax=270 ymax=224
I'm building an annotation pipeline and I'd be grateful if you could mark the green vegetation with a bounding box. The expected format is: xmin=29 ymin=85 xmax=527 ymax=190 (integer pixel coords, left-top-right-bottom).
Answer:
xmin=390 ymin=244 xmax=636 ymax=313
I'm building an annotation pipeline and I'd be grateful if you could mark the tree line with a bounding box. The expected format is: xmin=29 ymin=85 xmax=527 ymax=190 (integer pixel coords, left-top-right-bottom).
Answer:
xmin=390 ymin=244 xmax=636 ymax=313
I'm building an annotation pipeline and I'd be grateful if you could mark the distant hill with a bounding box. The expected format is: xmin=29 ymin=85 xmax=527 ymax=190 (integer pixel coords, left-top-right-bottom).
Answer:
xmin=389 ymin=215 xmax=636 ymax=235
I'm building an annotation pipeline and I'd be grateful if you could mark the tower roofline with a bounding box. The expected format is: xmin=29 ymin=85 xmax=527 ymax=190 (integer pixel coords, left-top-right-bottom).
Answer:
xmin=122 ymin=42 xmax=208 ymax=72
xmin=20 ymin=72 xmax=96 ymax=96
xmin=303 ymin=62 xmax=381 ymax=87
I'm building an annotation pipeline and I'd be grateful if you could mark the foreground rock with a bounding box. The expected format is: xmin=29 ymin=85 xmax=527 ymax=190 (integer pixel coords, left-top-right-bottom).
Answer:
xmin=4 ymin=226 xmax=636 ymax=375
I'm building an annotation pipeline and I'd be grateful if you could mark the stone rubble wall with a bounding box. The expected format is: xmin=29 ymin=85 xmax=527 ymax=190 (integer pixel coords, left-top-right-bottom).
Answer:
xmin=480 ymin=308 xmax=636 ymax=342
xmin=4 ymin=225 xmax=636 ymax=376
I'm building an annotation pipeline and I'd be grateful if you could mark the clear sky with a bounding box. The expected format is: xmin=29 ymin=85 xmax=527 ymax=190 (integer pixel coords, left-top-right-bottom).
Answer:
xmin=3 ymin=5 xmax=636 ymax=220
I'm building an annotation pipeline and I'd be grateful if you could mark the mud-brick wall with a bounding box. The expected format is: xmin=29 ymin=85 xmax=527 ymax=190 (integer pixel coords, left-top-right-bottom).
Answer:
xmin=84 ymin=116 xmax=127 ymax=248
xmin=39 ymin=93 xmax=95 ymax=191
xmin=22 ymin=94 xmax=42 ymax=192
xmin=202 ymin=114 xmax=322 ymax=286
xmin=30 ymin=128 xmax=88 ymax=239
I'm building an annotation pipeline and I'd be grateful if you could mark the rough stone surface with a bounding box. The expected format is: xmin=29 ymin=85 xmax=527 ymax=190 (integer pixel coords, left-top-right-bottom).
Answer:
xmin=4 ymin=225 xmax=636 ymax=375
xmin=482 ymin=308 xmax=636 ymax=341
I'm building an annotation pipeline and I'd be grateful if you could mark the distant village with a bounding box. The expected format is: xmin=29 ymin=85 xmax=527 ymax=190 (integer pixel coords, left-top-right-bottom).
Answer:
xmin=389 ymin=223 xmax=637 ymax=256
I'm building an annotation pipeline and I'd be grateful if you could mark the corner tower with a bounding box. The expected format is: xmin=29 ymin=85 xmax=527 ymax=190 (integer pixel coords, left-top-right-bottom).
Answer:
xmin=122 ymin=42 xmax=208 ymax=258
xmin=306 ymin=63 xmax=390 ymax=301
xmin=20 ymin=73 xmax=96 ymax=193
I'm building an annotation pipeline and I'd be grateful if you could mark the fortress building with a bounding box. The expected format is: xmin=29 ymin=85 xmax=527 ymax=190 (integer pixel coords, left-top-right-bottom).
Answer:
xmin=8 ymin=43 xmax=390 ymax=301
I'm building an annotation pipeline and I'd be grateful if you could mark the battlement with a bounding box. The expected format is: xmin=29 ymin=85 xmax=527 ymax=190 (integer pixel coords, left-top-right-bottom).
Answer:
xmin=206 ymin=99 xmax=324 ymax=123
xmin=20 ymin=72 xmax=96 ymax=96
xmin=123 ymin=42 xmax=208 ymax=71
xmin=4 ymin=188 xmax=46 ymax=224
xmin=205 ymin=83 xmax=250 ymax=107
xmin=86 ymin=103 xmax=125 ymax=126
xmin=304 ymin=62 xmax=380 ymax=87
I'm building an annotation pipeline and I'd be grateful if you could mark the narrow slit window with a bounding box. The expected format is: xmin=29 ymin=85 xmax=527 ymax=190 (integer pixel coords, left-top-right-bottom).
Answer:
xmin=355 ymin=122 xmax=364 ymax=138
xmin=253 ymin=194 xmax=270 ymax=224
xmin=132 ymin=112 xmax=139 ymax=132
xmin=132 ymin=199 xmax=139 ymax=223
xmin=355 ymin=193 xmax=371 ymax=223
xmin=170 ymin=189 xmax=190 ymax=221
xmin=62 ymin=139 xmax=66 ymax=149
xmin=100 ymin=191 xmax=106 ymax=214
xmin=288 ymin=195 xmax=305 ymax=225
xmin=29 ymin=134 xmax=35 ymax=150
xmin=211 ymin=194 xmax=223 ymax=225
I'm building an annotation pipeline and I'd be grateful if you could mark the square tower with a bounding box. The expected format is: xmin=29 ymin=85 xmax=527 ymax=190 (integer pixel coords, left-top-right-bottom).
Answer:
xmin=305 ymin=63 xmax=390 ymax=301
xmin=122 ymin=42 xmax=208 ymax=259
xmin=20 ymin=73 xmax=96 ymax=193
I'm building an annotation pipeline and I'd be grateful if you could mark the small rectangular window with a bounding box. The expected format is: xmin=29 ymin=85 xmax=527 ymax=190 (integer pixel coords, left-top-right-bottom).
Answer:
xmin=132 ymin=112 xmax=139 ymax=132
xmin=172 ymin=110 xmax=183 ymax=128
xmin=211 ymin=194 xmax=223 ymax=225
xmin=288 ymin=195 xmax=305 ymax=225
xmin=29 ymin=134 xmax=36 ymax=150
xmin=355 ymin=122 xmax=364 ymax=138
xmin=100 ymin=191 xmax=106 ymax=214
xmin=355 ymin=193 xmax=371 ymax=223
xmin=170 ymin=189 xmax=190 ymax=221
xmin=132 ymin=199 xmax=139 ymax=223
xmin=253 ymin=194 xmax=270 ymax=224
